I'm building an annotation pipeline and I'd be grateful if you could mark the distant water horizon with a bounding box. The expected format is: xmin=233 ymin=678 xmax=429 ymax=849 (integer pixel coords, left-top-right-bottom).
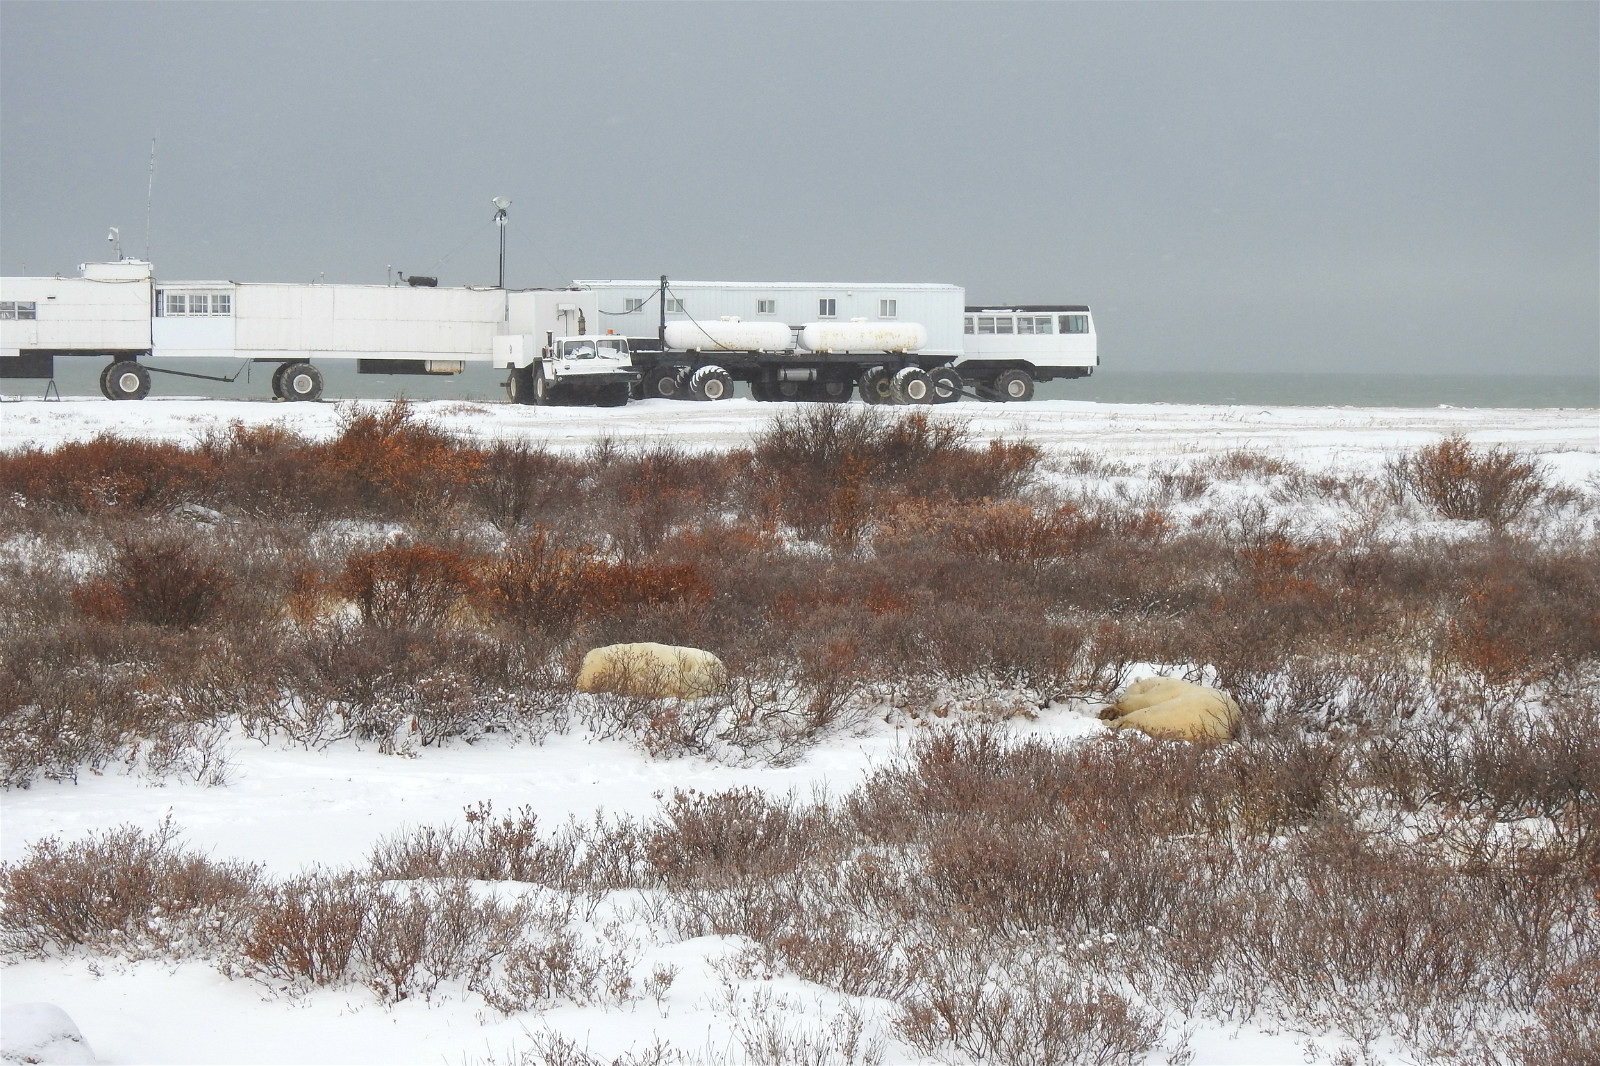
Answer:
xmin=6 ymin=359 xmax=1597 ymax=410
xmin=1042 ymin=369 xmax=1598 ymax=409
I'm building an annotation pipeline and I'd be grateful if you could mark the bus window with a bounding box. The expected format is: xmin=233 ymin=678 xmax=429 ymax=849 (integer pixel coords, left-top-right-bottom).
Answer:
xmin=1018 ymin=317 xmax=1035 ymax=335
xmin=995 ymin=316 xmax=1014 ymax=334
xmin=964 ymin=316 xmax=975 ymax=334
xmin=1031 ymin=316 xmax=1053 ymax=334
xmin=977 ymin=316 xmax=997 ymax=334
xmin=1061 ymin=315 xmax=1089 ymax=334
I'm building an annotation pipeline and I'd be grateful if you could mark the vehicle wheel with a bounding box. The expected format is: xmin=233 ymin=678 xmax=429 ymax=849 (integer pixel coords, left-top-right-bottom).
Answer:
xmin=281 ymin=362 xmax=324 ymax=402
xmin=890 ymin=366 xmax=933 ymax=405
xmin=929 ymin=367 xmax=963 ymax=403
xmin=103 ymin=360 xmax=151 ymax=401
xmin=689 ymin=365 xmax=732 ymax=401
xmin=505 ymin=367 xmax=536 ymax=405
xmin=993 ymin=368 xmax=1035 ymax=402
xmin=749 ymin=380 xmax=776 ymax=402
xmin=776 ymin=379 xmax=805 ymax=401
xmin=816 ymin=378 xmax=853 ymax=403
xmin=642 ymin=365 xmax=686 ymax=399
xmin=858 ymin=366 xmax=892 ymax=405
xmin=270 ymin=362 xmax=294 ymax=400
xmin=97 ymin=361 xmax=118 ymax=399
xmin=533 ymin=367 xmax=553 ymax=405
xmin=595 ymin=382 xmax=630 ymax=407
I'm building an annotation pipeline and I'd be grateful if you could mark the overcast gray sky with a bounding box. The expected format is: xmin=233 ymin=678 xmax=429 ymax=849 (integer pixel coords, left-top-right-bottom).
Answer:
xmin=3 ymin=1 xmax=1595 ymax=376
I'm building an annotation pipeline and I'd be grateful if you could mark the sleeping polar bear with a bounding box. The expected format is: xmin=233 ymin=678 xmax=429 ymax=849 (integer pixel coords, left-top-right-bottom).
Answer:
xmin=575 ymin=642 xmax=726 ymax=700
xmin=1102 ymin=676 xmax=1240 ymax=741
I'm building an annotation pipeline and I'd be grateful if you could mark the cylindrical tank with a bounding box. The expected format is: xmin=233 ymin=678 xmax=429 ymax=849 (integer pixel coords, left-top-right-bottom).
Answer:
xmin=663 ymin=318 xmax=794 ymax=353
xmin=799 ymin=320 xmax=929 ymax=353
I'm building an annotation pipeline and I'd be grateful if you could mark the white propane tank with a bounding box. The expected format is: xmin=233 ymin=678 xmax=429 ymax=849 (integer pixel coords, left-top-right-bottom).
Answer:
xmin=663 ymin=317 xmax=794 ymax=353
xmin=799 ymin=320 xmax=929 ymax=353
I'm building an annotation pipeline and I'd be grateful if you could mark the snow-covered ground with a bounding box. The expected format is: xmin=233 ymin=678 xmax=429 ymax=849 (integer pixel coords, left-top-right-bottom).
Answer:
xmin=4 ymin=395 xmax=1597 ymax=475
xmin=3 ymin=396 xmax=1595 ymax=1065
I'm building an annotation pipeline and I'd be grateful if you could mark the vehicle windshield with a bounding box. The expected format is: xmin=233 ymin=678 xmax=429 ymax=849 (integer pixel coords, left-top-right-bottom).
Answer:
xmin=560 ymin=337 xmax=629 ymax=359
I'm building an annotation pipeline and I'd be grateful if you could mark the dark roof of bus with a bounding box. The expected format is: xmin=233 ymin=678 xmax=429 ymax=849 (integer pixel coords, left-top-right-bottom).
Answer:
xmin=966 ymin=305 xmax=1090 ymax=313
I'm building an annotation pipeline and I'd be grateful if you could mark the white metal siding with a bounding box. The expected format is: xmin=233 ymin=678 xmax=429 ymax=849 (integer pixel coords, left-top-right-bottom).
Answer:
xmin=580 ymin=281 xmax=967 ymax=356
xmin=0 ymin=276 xmax=152 ymax=352
xmin=230 ymin=284 xmax=506 ymax=358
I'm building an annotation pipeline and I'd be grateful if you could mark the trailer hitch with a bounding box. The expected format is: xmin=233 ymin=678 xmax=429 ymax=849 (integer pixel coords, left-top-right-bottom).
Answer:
xmin=141 ymin=361 xmax=253 ymax=385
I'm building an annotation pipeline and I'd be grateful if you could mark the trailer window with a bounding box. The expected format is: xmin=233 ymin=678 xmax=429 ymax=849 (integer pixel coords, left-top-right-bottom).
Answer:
xmin=666 ymin=299 xmax=685 ymax=313
xmin=212 ymin=293 xmax=231 ymax=315
xmin=818 ymin=299 xmax=836 ymax=318
xmin=879 ymin=299 xmax=896 ymax=318
xmin=964 ymin=316 xmax=974 ymax=334
xmin=0 ymin=301 xmax=36 ymax=320
xmin=757 ymin=299 xmax=775 ymax=314
xmin=624 ymin=298 xmax=644 ymax=313
xmin=163 ymin=293 xmax=185 ymax=315
xmin=1060 ymin=314 xmax=1089 ymax=334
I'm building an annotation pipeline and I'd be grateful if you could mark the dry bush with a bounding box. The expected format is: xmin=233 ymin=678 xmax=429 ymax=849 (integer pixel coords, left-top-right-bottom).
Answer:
xmin=481 ymin=529 xmax=593 ymax=631
xmin=0 ymin=434 xmax=214 ymax=514
xmin=745 ymin=406 xmax=1041 ymax=545
xmin=73 ymin=535 xmax=234 ymax=628
xmin=645 ymin=788 xmax=821 ymax=889
xmin=0 ymin=818 xmax=260 ymax=957
xmin=467 ymin=439 xmax=582 ymax=533
xmin=367 ymin=802 xmax=579 ymax=887
xmin=1390 ymin=434 xmax=1548 ymax=530
xmin=335 ymin=542 xmax=481 ymax=628
xmin=242 ymin=870 xmax=370 ymax=985
xmin=896 ymin=965 xmax=1161 ymax=1066
xmin=313 ymin=401 xmax=483 ymax=519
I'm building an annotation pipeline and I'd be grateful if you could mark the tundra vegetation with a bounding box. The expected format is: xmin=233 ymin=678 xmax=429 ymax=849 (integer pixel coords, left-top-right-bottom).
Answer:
xmin=1 ymin=403 xmax=1596 ymax=1064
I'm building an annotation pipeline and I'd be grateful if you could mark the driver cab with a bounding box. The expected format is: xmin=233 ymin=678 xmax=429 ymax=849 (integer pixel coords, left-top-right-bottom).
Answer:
xmin=555 ymin=335 xmax=629 ymax=361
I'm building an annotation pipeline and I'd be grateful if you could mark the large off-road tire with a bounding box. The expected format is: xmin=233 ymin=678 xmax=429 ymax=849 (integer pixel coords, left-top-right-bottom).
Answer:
xmin=993 ymin=368 xmax=1035 ymax=402
xmin=505 ymin=367 xmax=536 ymax=405
xmin=97 ymin=361 xmax=119 ymax=399
xmin=533 ymin=367 xmax=554 ymax=405
xmin=858 ymin=366 xmax=892 ymax=405
xmin=890 ymin=366 xmax=933 ymax=405
xmin=642 ymin=365 xmax=687 ymax=400
xmin=270 ymin=362 xmax=294 ymax=400
xmin=929 ymin=367 xmax=963 ymax=404
xmin=812 ymin=378 xmax=853 ymax=403
xmin=775 ymin=379 xmax=806 ymax=401
xmin=281 ymin=362 xmax=324 ymax=402
xmin=103 ymin=360 xmax=151 ymax=401
xmin=594 ymin=382 xmax=630 ymax=407
xmin=689 ymin=365 xmax=732 ymax=401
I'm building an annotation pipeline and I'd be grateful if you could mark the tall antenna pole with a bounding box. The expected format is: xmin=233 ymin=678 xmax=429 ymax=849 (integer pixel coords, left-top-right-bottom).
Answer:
xmin=491 ymin=197 xmax=511 ymax=288
xmin=145 ymin=136 xmax=157 ymax=261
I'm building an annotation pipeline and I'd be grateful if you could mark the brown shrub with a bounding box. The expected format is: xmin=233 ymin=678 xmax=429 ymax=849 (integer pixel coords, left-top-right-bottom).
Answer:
xmin=0 ymin=818 xmax=260 ymax=956
xmin=1392 ymin=435 xmax=1548 ymax=530
xmin=73 ymin=536 xmax=234 ymax=628
xmin=0 ymin=434 xmax=214 ymax=514
xmin=336 ymin=542 xmax=480 ymax=628
xmin=314 ymin=401 xmax=482 ymax=518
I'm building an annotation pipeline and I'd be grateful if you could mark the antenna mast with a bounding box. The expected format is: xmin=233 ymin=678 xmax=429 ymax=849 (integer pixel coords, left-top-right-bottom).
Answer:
xmin=144 ymin=136 xmax=157 ymax=261
xmin=492 ymin=197 xmax=511 ymax=288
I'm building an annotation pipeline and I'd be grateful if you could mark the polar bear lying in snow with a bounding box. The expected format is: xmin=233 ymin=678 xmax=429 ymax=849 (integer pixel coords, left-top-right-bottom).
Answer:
xmin=575 ymin=642 xmax=726 ymax=700
xmin=1102 ymin=676 xmax=1240 ymax=741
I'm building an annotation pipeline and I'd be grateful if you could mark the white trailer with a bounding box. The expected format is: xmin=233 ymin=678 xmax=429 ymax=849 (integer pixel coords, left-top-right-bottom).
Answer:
xmin=1 ymin=262 xmax=156 ymax=395
xmin=574 ymin=278 xmax=1095 ymax=404
xmin=2 ymin=260 xmax=617 ymax=401
xmin=2 ymin=259 xmax=1096 ymax=404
